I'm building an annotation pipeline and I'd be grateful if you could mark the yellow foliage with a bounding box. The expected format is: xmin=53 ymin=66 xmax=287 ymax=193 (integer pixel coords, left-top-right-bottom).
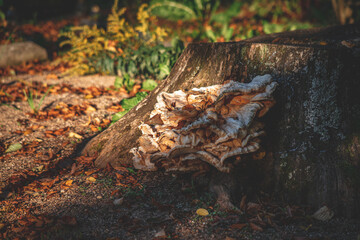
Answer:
xmin=59 ymin=0 xmax=168 ymax=76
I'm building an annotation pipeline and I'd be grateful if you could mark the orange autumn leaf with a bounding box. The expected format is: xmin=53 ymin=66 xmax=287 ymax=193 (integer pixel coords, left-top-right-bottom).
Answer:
xmin=46 ymin=74 xmax=58 ymax=80
xmin=85 ymin=170 xmax=97 ymax=176
xmin=65 ymin=180 xmax=73 ymax=186
xmin=90 ymin=125 xmax=99 ymax=132
xmin=86 ymin=177 xmax=96 ymax=182
xmin=115 ymin=172 xmax=123 ymax=180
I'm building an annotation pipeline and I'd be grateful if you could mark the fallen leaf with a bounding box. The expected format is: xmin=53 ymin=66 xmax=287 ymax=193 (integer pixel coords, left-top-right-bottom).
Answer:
xmin=111 ymin=189 xmax=120 ymax=196
xmin=65 ymin=180 xmax=73 ymax=186
xmin=85 ymin=170 xmax=97 ymax=176
xmin=32 ymin=165 xmax=44 ymax=172
xmin=69 ymin=132 xmax=83 ymax=139
xmin=196 ymin=208 xmax=209 ymax=216
xmin=85 ymin=105 xmax=96 ymax=113
xmin=5 ymin=143 xmax=22 ymax=153
xmin=24 ymin=129 xmax=33 ymax=135
xmin=0 ymin=223 xmax=5 ymax=230
xmin=341 ymin=40 xmax=355 ymax=48
xmin=115 ymin=172 xmax=123 ymax=180
xmin=46 ymin=74 xmax=58 ymax=80
xmin=70 ymin=163 xmax=77 ymax=175
xmin=249 ymin=222 xmax=263 ymax=231
xmin=46 ymin=191 xmax=57 ymax=198
xmin=230 ymin=223 xmax=247 ymax=230
xmin=86 ymin=177 xmax=96 ymax=182
xmin=240 ymin=195 xmax=247 ymax=211
xmin=247 ymin=202 xmax=261 ymax=212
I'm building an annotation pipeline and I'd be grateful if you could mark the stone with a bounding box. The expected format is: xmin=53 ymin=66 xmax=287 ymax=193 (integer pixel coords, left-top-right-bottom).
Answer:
xmin=0 ymin=41 xmax=48 ymax=67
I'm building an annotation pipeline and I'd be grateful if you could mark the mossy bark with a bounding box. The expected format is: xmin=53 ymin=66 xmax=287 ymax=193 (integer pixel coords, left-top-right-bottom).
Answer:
xmin=83 ymin=25 xmax=360 ymax=217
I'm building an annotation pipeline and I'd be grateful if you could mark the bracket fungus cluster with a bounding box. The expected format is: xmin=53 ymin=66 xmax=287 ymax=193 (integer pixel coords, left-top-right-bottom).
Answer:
xmin=131 ymin=74 xmax=278 ymax=173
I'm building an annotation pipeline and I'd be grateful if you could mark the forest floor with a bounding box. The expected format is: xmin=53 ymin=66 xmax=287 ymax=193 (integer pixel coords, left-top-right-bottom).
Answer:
xmin=1 ymin=72 xmax=359 ymax=240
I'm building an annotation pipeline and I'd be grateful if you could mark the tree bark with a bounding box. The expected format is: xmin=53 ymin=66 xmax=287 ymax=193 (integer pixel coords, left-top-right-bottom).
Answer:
xmin=83 ymin=25 xmax=360 ymax=217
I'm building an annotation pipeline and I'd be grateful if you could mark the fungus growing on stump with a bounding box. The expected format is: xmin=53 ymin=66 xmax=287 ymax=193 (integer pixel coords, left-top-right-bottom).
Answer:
xmin=131 ymin=74 xmax=277 ymax=173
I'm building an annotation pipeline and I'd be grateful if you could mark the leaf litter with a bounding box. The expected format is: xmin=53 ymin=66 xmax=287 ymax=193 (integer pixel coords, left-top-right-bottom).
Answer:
xmin=0 ymin=74 xmax=359 ymax=240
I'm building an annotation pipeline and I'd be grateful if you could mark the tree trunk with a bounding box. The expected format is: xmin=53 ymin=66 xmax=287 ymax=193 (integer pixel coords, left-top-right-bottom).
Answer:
xmin=83 ymin=24 xmax=360 ymax=217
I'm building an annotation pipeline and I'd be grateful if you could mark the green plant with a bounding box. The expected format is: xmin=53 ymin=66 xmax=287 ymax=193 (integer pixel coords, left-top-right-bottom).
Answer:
xmin=111 ymin=92 xmax=148 ymax=124
xmin=114 ymin=74 xmax=135 ymax=92
xmin=59 ymin=1 xmax=170 ymax=76
xmin=115 ymin=38 xmax=183 ymax=79
xmin=142 ymin=79 xmax=158 ymax=91
xmin=0 ymin=0 xmax=5 ymax=27
xmin=150 ymin=0 xmax=221 ymax=41
xmin=23 ymin=86 xmax=53 ymax=114
xmin=150 ymin=0 xmax=220 ymax=24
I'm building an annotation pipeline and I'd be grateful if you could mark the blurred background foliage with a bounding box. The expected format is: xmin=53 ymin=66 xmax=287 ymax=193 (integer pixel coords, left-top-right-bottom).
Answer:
xmin=0 ymin=0 xmax=359 ymax=78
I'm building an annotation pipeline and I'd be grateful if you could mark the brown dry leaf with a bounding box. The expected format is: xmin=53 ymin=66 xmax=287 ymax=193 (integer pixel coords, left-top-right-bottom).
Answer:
xmin=230 ymin=223 xmax=247 ymax=230
xmin=247 ymin=202 xmax=261 ymax=212
xmin=240 ymin=195 xmax=247 ymax=211
xmin=0 ymin=223 xmax=5 ymax=230
xmin=249 ymin=222 xmax=263 ymax=231
xmin=129 ymin=84 xmax=141 ymax=96
xmin=69 ymin=163 xmax=77 ymax=175
xmin=115 ymin=172 xmax=123 ymax=180
xmin=113 ymin=166 xmax=129 ymax=172
xmin=23 ymin=129 xmax=33 ymax=135
xmin=319 ymin=41 xmax=327 ymax=46
xmin=341 ymin=40 xmax=355 ymax=48
xmin=45 ymin=133 xmax=56 ymax=138
xmin=111 ymin=189 xmax=120 ymax=196
xmin=46 ymin=191 xmax=57 ymax=198
xmin=85 ymin=169 xmax=97 ymax=176
xmin=85 ymin=94 xmax=94 ymax=99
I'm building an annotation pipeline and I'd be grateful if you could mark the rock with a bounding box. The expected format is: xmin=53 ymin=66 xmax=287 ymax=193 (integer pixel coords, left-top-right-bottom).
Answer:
xmin=0 ymin=41 xmax=48 ymax=67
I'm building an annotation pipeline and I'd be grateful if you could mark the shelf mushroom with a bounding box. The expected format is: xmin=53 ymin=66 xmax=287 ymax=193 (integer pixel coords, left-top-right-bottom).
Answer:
xmin=131 ymin=74 xmax=277 ymax=173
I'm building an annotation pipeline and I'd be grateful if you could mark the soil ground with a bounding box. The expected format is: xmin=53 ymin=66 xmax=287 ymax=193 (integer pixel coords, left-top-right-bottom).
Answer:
xmin=0 ymin=73 xmax=359 ymax=240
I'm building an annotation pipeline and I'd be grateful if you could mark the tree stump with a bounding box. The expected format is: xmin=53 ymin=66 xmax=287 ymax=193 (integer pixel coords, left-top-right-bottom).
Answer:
xmin=83 ymin=24 xmax=360 ymax=217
